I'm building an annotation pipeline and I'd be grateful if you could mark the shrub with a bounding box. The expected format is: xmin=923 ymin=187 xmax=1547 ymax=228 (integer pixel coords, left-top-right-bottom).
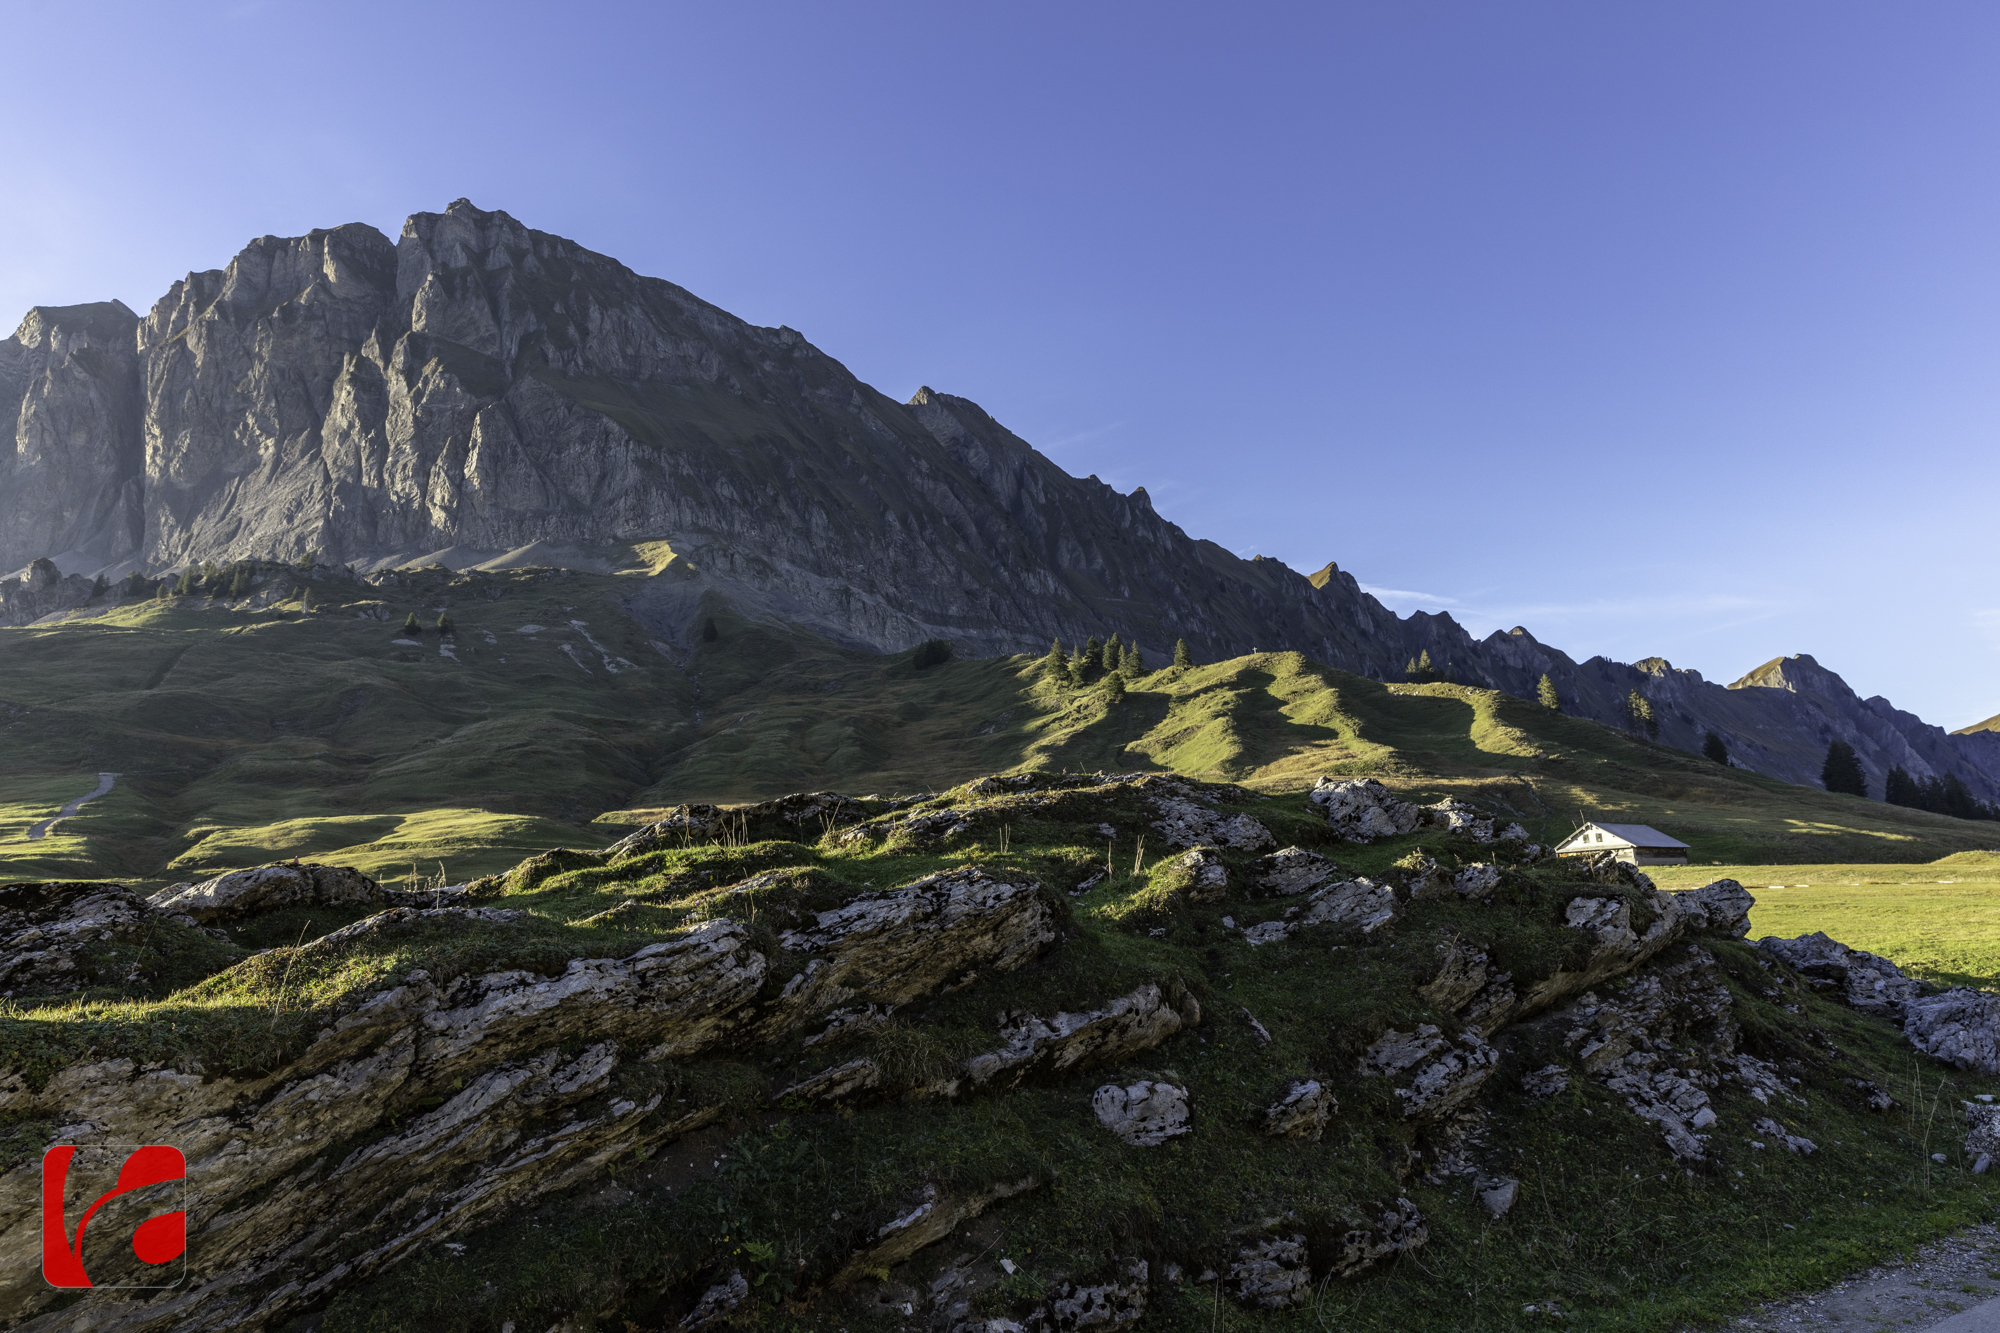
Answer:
xmin=912 ymin=639 xmax=952 ymax=670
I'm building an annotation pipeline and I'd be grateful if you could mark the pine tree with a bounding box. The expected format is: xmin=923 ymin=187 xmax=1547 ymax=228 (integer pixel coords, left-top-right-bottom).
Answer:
xmin=1821 ymin=740 xmax=1866 ymax=797
xmin=228 ymin=564 xmax=251 ymax=598
xmin=1625 ymin=690 xmax=1658 ymax=739
xmin=1703 ymin=730 xmax=1729 ymax=765
xmin=1536 ymin=674 xmax=1560 ymax=713
xmin=1103 ymin=672 xmax=1126 ymax=702
xmin=1407 ymin=650 xmax=1438 ymax=684
xmin=436 ymin=612 xmax=454 ymax=636
xmin=1405 ymin=656 xmax=1420 ymax=679
xmin=1042 ymin=638 xmax=1067 ymax=682
xmin=176 ymin=568 xmax=195 ymax=596
xmin=90 ymin=574 xmax=109 ymax=599
xmin=403 ymin=612 xmax=422 ymax=637
xmin=1084 ymin=636 xmax=1102 ymax=670
xmin=1173 ymin=639 xmax=1193 ymax=669
xmin=1071 ymin=643 xmax=1093 ymax=681
xmin=1884 ymin=765 xmax=1921 ymax=808
xmin=1124 ymin=646 xmax=1146 ymax=676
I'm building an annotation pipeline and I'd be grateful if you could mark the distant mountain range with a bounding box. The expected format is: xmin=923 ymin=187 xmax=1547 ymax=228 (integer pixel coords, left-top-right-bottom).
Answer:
xmin=2 ymin=199 xmax=1995 ymax=804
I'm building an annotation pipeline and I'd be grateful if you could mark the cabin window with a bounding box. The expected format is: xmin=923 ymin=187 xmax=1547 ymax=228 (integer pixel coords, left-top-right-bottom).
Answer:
xmin=1594 ymin=833 xmax=1602 ymax=843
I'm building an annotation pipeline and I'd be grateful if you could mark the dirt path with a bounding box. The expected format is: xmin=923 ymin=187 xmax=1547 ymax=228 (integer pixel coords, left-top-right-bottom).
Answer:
xmin=1703 ymin=1222 xmax=2000 ymax=1330
xmin=25 ymin=772 xmax=120 ymax=840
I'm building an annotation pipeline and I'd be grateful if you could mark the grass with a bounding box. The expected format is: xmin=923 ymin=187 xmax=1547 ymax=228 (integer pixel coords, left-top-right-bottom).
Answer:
xmin=4 ymin=763 xmax=1997 ymax=1331
xmin=5 ymin=567 xmax=1995 ymax=896
xmin=1655 ymin=851 xmax=2000 ymax=988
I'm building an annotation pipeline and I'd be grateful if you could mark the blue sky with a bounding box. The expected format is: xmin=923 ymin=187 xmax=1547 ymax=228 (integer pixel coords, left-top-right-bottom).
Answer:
xmin=3 ymin=1 xmax=1996 ymax=728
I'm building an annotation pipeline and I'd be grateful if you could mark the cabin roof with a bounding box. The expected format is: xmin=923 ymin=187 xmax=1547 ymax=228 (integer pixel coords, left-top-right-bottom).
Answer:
xmin=1561 ymin=822 xmax=1690 ymax=850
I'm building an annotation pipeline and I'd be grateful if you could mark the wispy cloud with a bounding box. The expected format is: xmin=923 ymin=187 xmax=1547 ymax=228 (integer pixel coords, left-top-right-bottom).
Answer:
xmin=1038 ymin=421 xmax=1126 ymax=453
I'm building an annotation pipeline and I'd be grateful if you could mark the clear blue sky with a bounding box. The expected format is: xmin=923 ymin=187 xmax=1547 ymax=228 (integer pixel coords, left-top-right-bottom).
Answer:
xmin=3 ymin=2 xmax=1996 ymax=728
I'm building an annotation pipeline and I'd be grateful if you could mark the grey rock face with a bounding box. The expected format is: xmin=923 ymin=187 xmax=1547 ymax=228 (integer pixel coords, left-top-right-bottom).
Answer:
xmin=1147 ymin=796 xmax=1273 ymax=852
xmin=1903 ymin=988 xmax=2000 ymax=1073
xmin=1033 ymin=1259 xmax=1150 ymax=1330
xmin=1261 ymin=1079 xmax=1337 ymax=1141
xmin=1092 ymin=1080 xmax=1191 ymax=1146
xmin=1253 ymin=846 xmax=1336 ymax=896
xmin=1678 ymin=879 xmax=1755 ymax=937
xmin=1166 ymin=846 xmax=1230 ymax=901
xmin=1329 ymin=1198 xmax=1428 ymax=1278
xmin=965 ymin=983 xmax=1199 ymax=1089
xmin=1758 ymin=931 xmax=1925 ymax=1015
xmin=1308 ymin=778 xmax=1422 ymax=842
xmin=147 ymin=862 xmax=383 ymax=923
xmin=1227 ymin=1237 xmax=1311 ymax=1308
xmin=1359 ymin=1024 xmax=1500 ymax=1119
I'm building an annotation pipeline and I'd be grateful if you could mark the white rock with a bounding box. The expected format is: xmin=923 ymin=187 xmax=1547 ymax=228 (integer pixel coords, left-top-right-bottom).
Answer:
xmin=1262 ymin=1079 xmax=1337 ymax=1141
xmin=1093 ymin=1081 xmax=1192 ymax=1146
xmin=1228 ymin=1237 xmax=1310 ymax=1308
xmin=1307 ymin=778 xmax=1422 ymax=842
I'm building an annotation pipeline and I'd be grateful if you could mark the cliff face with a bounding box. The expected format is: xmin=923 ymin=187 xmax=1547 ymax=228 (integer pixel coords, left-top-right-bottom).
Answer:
xmin=1 ymin=200 xmax=1995 ymax=803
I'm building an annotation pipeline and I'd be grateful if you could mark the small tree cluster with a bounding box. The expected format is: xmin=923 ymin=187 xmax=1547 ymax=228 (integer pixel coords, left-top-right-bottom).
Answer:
xmin=1702 ymin=730 xmax=1730 ymax=765
xmin=1821 ymin=739 xmax=1867 ymax=797
xmin=1885 ymin=765 xmax=1999 ymax=820
xmin=1042 ymin=632 xmax=1154 ymax=691
xmin=912 ymin=639 xmax=953 ymax=669
xmin=1403 ymin=650 xmax=1441 ymax=684
xmin=1624 ymin=690 xmax=1659 ymax=740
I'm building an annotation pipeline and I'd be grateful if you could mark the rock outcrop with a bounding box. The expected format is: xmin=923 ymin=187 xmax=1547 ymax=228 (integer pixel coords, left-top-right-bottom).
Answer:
xmin=1091 ymin=1081 xmax=1192 ymax=1146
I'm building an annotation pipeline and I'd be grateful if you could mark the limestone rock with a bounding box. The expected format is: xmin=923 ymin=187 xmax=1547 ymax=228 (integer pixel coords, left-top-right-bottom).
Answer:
xmin=832 ymin=1177 xmax=1043 ymax=1284
xmin=1262 ymin=1079 xmax=1336 ymax=1141
xmin=966 ymin=983 xmax=1199 ymax=1089
xmin=147 ymin=863 xmax=383 ymax=924
xmin=1418 ymin=939 xmax=1491 ymax=1012
xmin=681 ymin=1271 xmax=750 ymax=1329
xmin=1147 ymin=796 xmax=1274 ymax=851
xmin=1359 ymin=1024 xmax=1499 ymax=1119
xmin=1453 ymin=863 xmax=1503 ymax=897
xmin=1903 ymin=988 xmax=2000 ymax=1073
xmin=776 ymin=1057 xmax=882 ymax=1105
xmin=1677 ymin=879 xmax=1755 ymax=937
xmin=1297 ymin=877 xmax=1398 ymax=934
xmin=607 ymin=805 xmax=726 ymax=857
xmin=1329 ymin=1198 xmax=1428 ymax=1278
xmin=1602 ymin=1058 xmax=1717 ymax=1160
xmin=1253 ymin=847 xmax=1336 ymax=896
xmin=1307 ymin=778 xmax=1422 ymax=842
xmin=1166 ymin=846 xmax=1230 ymax=901
xmin=1033 ymin=1259 xmax=1150 ymax=1330
xmin=1759 ymin=931 xmax=1925 ymax=1015
xmin=773 ymin=867 xmax=1056 ymax=1018
xmin=1479 ymin=1178 xmax=1520 ymax=1217
xmin=1421 ymin=799 xmax=1525 ymax=845
xmin=1401 ymin=854 xmax=1453 ymax=900
xmin=1092 ymin=1081 xmax=1191 ymax=1146
xmin=1228 ymin=1236 xmax=1310 ymax=1308
xmin=0 ymin=880 xmax=228 ymax=997
xmin=1965 ymin=1102 xmax=2000 ymax=1161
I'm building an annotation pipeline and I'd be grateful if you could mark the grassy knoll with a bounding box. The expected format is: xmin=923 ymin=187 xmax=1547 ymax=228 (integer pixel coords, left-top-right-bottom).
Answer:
xmin=4 ymin=567 xmax=1996 ymax=893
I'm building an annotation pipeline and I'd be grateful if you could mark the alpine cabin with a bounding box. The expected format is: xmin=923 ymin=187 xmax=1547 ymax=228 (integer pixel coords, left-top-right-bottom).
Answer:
xmin=1553 ymin=822 xmax=1690 ymax=866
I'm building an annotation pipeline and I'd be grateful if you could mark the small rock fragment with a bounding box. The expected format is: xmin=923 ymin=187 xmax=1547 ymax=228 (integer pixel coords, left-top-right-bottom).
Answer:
xmin=1479 ymin=1178 xmax=1520 ymax=1217
xmin=680 ymin=1271 xmax=750 ymax=1330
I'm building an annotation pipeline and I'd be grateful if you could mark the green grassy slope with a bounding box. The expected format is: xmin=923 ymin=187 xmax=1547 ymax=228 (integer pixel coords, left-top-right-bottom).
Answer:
xmin=3 ymin=568 xmax=1995 ymax=893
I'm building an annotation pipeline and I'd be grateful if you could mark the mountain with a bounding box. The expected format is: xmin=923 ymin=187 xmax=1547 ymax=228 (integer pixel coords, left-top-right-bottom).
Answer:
xmin=3 ymin=199 xmax=1996 ymax=805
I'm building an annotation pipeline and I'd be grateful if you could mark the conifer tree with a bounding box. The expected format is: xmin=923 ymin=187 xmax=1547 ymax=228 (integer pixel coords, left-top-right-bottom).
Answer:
xmin=228 ymin=564 xmax=251 ymax=598
xmin=1884 ymin=765 xmax=1921 ymax=808
xmin=437 ymin=612 xmax=454 ymax=635
xmin=176 ymin=568 xmax=195 ymax=596
xmin=1124 ymin=646 xmax=1146 ymax=676
xmin=90 ymin=574 xmax=109 ymax=599
xmin=403 ymin=612 xmax=422 ymax=637
xmin=1703 ymin=730 xmax=1729 ymax=765
xmin=1070 ymin=643 xmax=1093 ymax=680
xmin=1173 ymin=639 xmax=1193 ymax=669
xmin=1103 ymin=635 xmax=1122 ymax=673
xmin=1103 ymin=672 xmax=1126 ymax=702
xmin=1405 ymin=656 xmax=1420 ymax=678
xmin=1084 ymin=636 xmax=1102 ymax=668
xmin=1821 ymin=739 xmax=1866 ymax=797
xmin=1042 ymin=638 xmax=1067 ymax=682
xmin=1624 ymin=690 xmax=1658 ymax=739
xmin=1536 ymin=674 xmax=1560 ymax=712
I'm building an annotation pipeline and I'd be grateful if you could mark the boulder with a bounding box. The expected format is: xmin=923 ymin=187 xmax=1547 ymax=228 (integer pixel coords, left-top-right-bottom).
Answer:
xmin=1227 ymin=1236 xmax=1311 ymax=1308
xmin=1418 ymin=939 xmax=1491 ymax=1011
xmin=1262 ymin=1079 xmax=1337 ymax=1141
xmin=1903 ymin=988 xmax=2000 ymax=1073
xmin=607 ymin=805 xmax=726 ymax=858
xmin=1421 ymin=798 xmax=1525 ymax=844
xmin=1166 ymin=847 xmax=1230 ymax=901
xmin=1147 ymin=796 xmax=1274 ymax=852
xmin=1297 ymin=877 xmax=1398 ymax=934
xmin=1758 ymin=931 xmax=1925 ymax=1015
xmin=1677 ymin=879 xmax=1755 ymax=937
xmin=1092 ymin=1081 xmax=1191 ymax=1146
xmin=1752 ymin=1116 xmax=1817 ymax=1155
xmin=965 ymin=984 xmax=1201 ymax=1089
xmin=1253 ymin=847 xmax=1336 ymax=896
xmin=1032 ymin=1259 xmax=1150 ymax=1330
xmin=772 ymin=868 xmax=1057 ymax=1020
xmin=1479 ymin=1178 xmax=1520 ymax=1217
xmin=1329 ymin=1198 xmax=1428 ymax=1278
xmin=680 ymin=1272 xmax=749 ymax=1330
xmin=1307 ymin=778 xmax=1422 ymax=842
xmin=1359 ymin=1024 xmax=1499 ymax=1119
xmin=147 ymin=863 xmax=384 ymax=924
xmin=1602 ymin=1057 xmax=1717 ymax=1161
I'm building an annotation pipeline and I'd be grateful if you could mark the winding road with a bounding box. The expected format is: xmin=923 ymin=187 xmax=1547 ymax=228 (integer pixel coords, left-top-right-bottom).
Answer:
xmin=25 ymin=772 xmax=121 ymax=840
